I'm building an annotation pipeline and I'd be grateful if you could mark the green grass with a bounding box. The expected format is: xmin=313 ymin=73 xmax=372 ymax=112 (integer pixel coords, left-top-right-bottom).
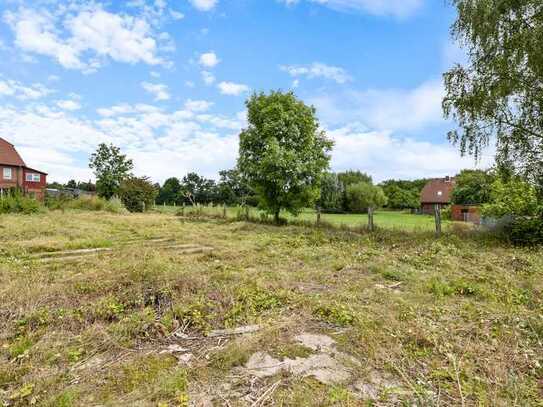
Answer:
xmin=1 ymin=210 xmax=541 ymax=406
xmin=154 ymin=205 xmax=450 ymax=232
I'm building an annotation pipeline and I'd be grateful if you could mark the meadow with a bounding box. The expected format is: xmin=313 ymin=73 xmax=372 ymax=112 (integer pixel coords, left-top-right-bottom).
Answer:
xmin=1 ymin=210 xmax=542 ymax=406
xmin=155 ymin=205 xmax=449 ymax=232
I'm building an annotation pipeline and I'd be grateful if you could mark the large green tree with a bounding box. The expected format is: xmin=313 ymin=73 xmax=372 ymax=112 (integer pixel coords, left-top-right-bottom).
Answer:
xmin=180 ymin=172 xmax=217 ymax=205
xmin=89 ymin=144 xmax=134 ymax=199
xmin=317 ymin=173 xmax=344 ymax=212
xmin=238 ymin=91 xmax=333 ymax=223
xmin=443 ymin=0 xmax=543 ymax=191
xmin=119 ymin=176 xmax=158 ymax=213
xmin=451 ymin=169 xmax=494 ymax=205
xmin=157 ymin=177 xmax=182 ymax=205
xmin=217 ymin=168 xmax=253 ymax=206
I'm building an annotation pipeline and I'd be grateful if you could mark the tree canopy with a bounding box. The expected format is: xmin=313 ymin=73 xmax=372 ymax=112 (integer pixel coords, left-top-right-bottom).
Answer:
xmin=89 ymin=143 xmax=134 ymax=199
xmin=119 ymin=176 xmax=158 ymax=212
xmin=443 ymin=0 xmax=543 ymax=191
xmin=482 ymin=177 xmax=540 ymax=218
xmin=238 ymin=91 xmax=333 ymax=222
xmin=345 ymin=182 xmax=388 ymax=213
xmin=451 ymin=169 xmax=494 ymax=205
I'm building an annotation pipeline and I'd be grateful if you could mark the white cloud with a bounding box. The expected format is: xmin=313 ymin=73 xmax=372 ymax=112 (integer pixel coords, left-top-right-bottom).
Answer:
xmin=0 ymin=79 xmax=53 ymax=100
xmin=97 ymin=104 xmax=162 ymax=117
xmin=280 ymin=0 xmax=423 ymax=18
xmin=218 ymin=81 xmax=250 ymax=96
xmin=310 ymin=79 xmax=445 ymax=131
xmin=199 ymin=51 xmax=220 ymax=68
xmin=329 ymin=124 xmax=493 ymax=181
xmin=202 ymin=71 xmax=216 ymax=85
xmin=141 ymin=82 xmax=170 ymax=101
xmin=184 ymin=99 xmax=214 ymax=112
xmin=280 ymin=63 xmax=351 ymax=84
xmin=170 ymin=10 xmax=185 ymax=20
xmin=0 ymin=102 xmax=244 ymax=183
xmin=4 ymin=5 xmax=167 ymax=72
xmin=0 ymin=99 xmax=492 ymax=184
xmin=57 ymin=100 xmax=82 ymax=111
xmin=189 ymin=0 xmax=218 ymax=12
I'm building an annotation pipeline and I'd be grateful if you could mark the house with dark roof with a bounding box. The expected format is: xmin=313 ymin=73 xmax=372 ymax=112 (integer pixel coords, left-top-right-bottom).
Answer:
xmin=420 ymin=176 xmax=455 ymax=215
xmin=0 ymin=138 xmax=47 ymax=201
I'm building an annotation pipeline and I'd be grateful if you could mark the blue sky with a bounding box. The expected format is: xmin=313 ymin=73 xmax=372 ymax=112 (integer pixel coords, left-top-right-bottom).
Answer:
xmin=0 ymin=0 xmax=491 ymax=183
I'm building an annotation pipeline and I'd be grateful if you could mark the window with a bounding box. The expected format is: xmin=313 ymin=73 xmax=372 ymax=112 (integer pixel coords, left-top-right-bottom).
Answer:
xmin=2 ymin=168 xmax=12 ymax=180
xmin=26 ymin=173 xmax=41 ymax=182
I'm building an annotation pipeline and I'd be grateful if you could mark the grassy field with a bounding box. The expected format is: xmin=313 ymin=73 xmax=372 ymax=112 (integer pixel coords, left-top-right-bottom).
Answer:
xmin=1 ymin=211 xmax=542 ymax=406
xmin=155 ymin=205 xmax=449 ymax=232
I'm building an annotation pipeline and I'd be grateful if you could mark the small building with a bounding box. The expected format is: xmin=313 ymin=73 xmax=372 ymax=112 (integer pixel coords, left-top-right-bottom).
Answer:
xmin=0 ymin=137 xmax=47 ymax=201
xmin=420 ymin=176 xmax=455 ymax=215
xmin=451 ymin=204 xmax=481 ymax=224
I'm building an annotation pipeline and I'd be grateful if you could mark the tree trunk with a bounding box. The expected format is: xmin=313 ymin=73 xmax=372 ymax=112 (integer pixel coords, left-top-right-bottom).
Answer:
xmin=274 ymin=210 xmax=280 ymax=225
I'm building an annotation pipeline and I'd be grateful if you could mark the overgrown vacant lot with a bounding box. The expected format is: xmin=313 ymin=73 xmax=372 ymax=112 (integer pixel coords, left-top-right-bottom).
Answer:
xmin=1 ymin=212 xmax=542 ymax=406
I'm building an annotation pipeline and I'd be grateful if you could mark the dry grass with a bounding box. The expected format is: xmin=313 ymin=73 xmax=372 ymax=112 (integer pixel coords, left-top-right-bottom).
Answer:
xmin=0 ymin=210 xmax=542 ymax=406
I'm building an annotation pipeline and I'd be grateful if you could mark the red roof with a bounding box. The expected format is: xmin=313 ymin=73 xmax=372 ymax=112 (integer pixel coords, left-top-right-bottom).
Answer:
xmin=420 ymin=177 xmax=456 ymax=204
xmin=0 ymin=137 xmax=26 ymax=167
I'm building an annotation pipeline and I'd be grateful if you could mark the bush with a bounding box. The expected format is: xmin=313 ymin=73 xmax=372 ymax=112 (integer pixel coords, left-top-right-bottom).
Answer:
xmin=345 ymin=182 xmax=387 ymax=213
xmin=440 ymin=206 xmax=451 ymax=220
xmin=482 ymin=178 xmax=539 ymax=218
xmin=503 ymin=216 xmax=543 ymax=246
xmin=119 ymin=177 xmax=158 ymax=213
xmin=0 ymin=193 xmax=42 ymax=214
xmin=104 ymin=197 xmax=128 ymax=214
xmin=47 ymin=195 xmax=127 ymax=213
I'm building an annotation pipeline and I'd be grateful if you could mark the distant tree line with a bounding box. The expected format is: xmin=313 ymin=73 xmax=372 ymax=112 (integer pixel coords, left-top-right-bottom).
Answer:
xmin=155 ymin=169 xmax=254 ymax=207
xmin=47 ymin=179 xmax=96 ymax=192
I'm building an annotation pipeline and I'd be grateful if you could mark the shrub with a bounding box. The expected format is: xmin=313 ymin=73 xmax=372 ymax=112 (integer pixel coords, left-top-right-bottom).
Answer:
xmin=345 ymin=182 xmax=387 ymax=213
xmin=104 ymin=197 xmax=128 ymax=214
xmin=119 ymin=177 xmax=158 ymax=213
xmin=503 ymin=216 xmax=543 ymax=246
xmin=0 ymin=193 xmax=42 ymax=214
xmin=47 ymin=195 xmax=127 ymax=213
xmin=482 ymin=178 xmax=539 ymax=218
xmin=440 ymin=206 xmax=452 ymax=220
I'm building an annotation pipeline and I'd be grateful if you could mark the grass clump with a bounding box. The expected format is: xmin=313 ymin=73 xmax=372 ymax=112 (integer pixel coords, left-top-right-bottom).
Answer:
xmin=313 ymin=303 xmax=356 ymax=326
xmin=0 ymin=193 xmax=42 ymax=214
xmin=47 ymin=195 xmax=128 ymax=213
xmin=224 ymin=285 xmax=284 ymax=327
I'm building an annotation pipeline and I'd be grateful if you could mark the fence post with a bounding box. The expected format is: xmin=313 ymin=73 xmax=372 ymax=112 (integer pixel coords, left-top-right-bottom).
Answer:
xmin=181 ymin=202 xmax=185 ymax=217
xmin=142 ymin=201 xmax=146 ymax=212
xmin=368 ymin=207 xmax=374 ymax=232
xmin=434 ymin=204 xmax=442 ymax=237
xmin=316 ymin=207 xmax=321 ymax=226
xmin=245 ymin=205 xmax=250 ymax=220
xmin=223 ymin=204 xmax=227 ymax=219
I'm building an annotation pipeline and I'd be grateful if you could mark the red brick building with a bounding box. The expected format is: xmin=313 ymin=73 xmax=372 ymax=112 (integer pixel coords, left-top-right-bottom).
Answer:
xmin=420 ymin=177 xmax=455 ymax=215
xmin=451 ymin=204 xmax=481 ymax=224
xmin=0 ymin=138 xmax=47 ymax=201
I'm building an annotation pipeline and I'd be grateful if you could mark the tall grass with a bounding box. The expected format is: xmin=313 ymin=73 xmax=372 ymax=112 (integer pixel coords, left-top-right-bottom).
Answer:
xmin=0 ymin=193 xmax=42 ymax=214
xmin=47 ymin=195 xmax=128 ymax=214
